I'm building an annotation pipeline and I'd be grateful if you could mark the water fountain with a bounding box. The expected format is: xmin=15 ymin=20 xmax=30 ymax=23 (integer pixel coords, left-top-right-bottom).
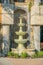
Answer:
xmin=14 ymin=16 xmax=28 ymax=54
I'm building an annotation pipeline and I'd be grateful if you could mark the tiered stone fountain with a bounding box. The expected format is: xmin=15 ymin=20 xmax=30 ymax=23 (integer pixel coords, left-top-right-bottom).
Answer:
xmin=14 ymin=16 xmax=28 ymax=54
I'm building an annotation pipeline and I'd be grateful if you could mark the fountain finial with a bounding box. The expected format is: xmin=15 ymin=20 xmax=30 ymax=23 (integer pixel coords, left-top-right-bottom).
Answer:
xmin=18 ymin=15 xmax=25 ymax=27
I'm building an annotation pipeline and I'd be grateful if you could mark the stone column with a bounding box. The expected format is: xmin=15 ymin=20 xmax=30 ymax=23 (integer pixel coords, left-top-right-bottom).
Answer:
xmin=2 ymin=25 xmax=10 ymax=55
xmin=27 ymin=12 xmax=30 ymax=48
xmin=27 ymin=12 xmax=30 ymax=41
xmin=34 ymin=26 xmax=40 ymax=51
xmin=34 ymin=0 xmax=40 ymax=5
xmin=30 ymin=26 xmax=34 ymax=49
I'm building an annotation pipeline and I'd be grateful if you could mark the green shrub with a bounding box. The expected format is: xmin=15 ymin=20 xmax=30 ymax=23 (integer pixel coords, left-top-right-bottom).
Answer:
xmin=20 ymin=52 xmax=29 ymax=58
xmin=8 ymin=52 xmax=14 ymax=57
xmin=34 ymin=49 xmax=38 ymax=55
xmin=31 ymin=53 xmax=38 ymax=58
xmin=38 ymin=51 xmax=43 ymax=57
xmin=32 ymin=51 xmax=43 ymax=58
xmin=14 ymin=53 xmax=19 ymax=58
xmin=8 ymin=52 xmax=19 ymax=58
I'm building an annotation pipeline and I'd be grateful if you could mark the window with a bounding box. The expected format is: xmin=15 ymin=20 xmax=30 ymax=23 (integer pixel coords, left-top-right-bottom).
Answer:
xmin=14 ymin=0 xmax=25 ymax=2
xmin=40 ymin=26 xmax=43 ymax=50
xmin=0 ymin=0 xmax=8 ymax=3
xmin=40 ymin=26 xmax=43 ymax=42
xmin=40 ymin=0 xmax=43 ymax=5
xmin=0 ymin=0 xmax=4 ymax=3
xmin=41 ymin=0 xmax=43 ymax=2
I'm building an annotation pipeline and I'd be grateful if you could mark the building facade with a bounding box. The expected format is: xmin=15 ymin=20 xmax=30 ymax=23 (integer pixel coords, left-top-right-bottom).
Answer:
xmin=31 ymin=0 xmax=43 ymax=51
xmin=0 ymin=0 xmax=43 ymax=56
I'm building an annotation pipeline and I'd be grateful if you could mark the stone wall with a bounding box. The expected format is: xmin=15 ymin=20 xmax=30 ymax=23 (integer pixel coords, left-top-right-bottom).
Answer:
xmin=0 ymin=3 xmax=14 ymax=55
xmin=31 ymin=5 xmax=43 ymax=25
xmin=2 ymin=4 xmax=14 ymax=24
xmin=0 ymin=4 xmax=2 ymax=24
xmin=34 ymin=26 xmax=40 ymax=51
xmin=30 ymin=26 xmax=35 ymax=49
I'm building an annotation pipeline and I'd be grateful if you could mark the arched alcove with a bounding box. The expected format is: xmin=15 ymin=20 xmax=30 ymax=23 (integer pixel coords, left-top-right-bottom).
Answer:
xmin=10 ymin=9 xmax=28 ymax=48
xmin=14 ymin=9 xmax=28 ymax=48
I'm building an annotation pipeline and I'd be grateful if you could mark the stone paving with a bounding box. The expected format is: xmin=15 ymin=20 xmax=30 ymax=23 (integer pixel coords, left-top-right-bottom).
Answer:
xmin=7 ymin=58 xmax=43 ymax=65
xmin=0 ymin=57 xmax=43 ymax=65
xmin=0 ymin=62 xmax=3 ymax=65
xmin=0 ymin=57 xmax=14 ymax=65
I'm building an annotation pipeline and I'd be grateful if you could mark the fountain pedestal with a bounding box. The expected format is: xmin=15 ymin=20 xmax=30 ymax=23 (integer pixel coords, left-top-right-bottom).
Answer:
xmin=14 ymin=16 xmax=27 ymax=54
xmin=18 ymin=44 xmax=24 ymax=49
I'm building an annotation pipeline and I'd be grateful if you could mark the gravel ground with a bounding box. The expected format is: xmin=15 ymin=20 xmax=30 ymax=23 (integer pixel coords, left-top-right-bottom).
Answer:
xmin=0 ymin=57 xmax=43 ymax=65
xmin=0 ymin=62 xmax=3 ymax=65
xmin=0 ymin=57 xmax=14 ymax=65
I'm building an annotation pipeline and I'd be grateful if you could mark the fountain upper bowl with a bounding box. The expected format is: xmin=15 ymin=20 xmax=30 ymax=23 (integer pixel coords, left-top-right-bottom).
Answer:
xmin=15 ymin=31 xmax=27 ymax=36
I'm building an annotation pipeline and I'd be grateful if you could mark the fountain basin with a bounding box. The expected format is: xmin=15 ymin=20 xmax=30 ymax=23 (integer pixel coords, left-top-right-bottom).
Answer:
xmin=14 ymin=39 xmax=28 ymax=44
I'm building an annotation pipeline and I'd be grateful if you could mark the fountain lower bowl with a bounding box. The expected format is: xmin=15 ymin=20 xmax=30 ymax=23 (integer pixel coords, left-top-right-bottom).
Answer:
xmin=14 ymin=39 xmax=27 ymax=44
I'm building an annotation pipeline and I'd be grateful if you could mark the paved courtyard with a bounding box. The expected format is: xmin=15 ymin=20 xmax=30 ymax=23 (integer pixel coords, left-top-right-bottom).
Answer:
xmin=0 ymin=57 xmax=43 ymax=65
xmin=0 ymin=57 xmax=14 ymax=65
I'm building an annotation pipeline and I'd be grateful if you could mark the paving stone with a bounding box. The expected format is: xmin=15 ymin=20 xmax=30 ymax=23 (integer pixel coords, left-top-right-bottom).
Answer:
xmin=0 ymin=58 xmax=14 ymax=65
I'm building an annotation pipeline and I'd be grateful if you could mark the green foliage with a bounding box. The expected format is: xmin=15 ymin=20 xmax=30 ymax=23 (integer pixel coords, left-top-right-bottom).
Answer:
xmin=14 ymin=53 xmax=19 ymax=58
xmin=32 ymin=53 xmax=38 ymax=58
xmin=32 ymin=51 xmax=43 ymax=58
xmin=7 ymin=51 xmax=43 ymax=58
xmin=38 ymin=51 xmax=43 ymax=57
xmin=8 ymin=51 xmax=14 ymax=57
xmin=20 ymin=52 xmax=29 ymax=58
xmin=7 ymin=51 xmax=19 ymax=58
xmin=28 ymin=0 xmax=34 ymax=12
xmin=7 ymin=51 xmax=30 ymax=58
